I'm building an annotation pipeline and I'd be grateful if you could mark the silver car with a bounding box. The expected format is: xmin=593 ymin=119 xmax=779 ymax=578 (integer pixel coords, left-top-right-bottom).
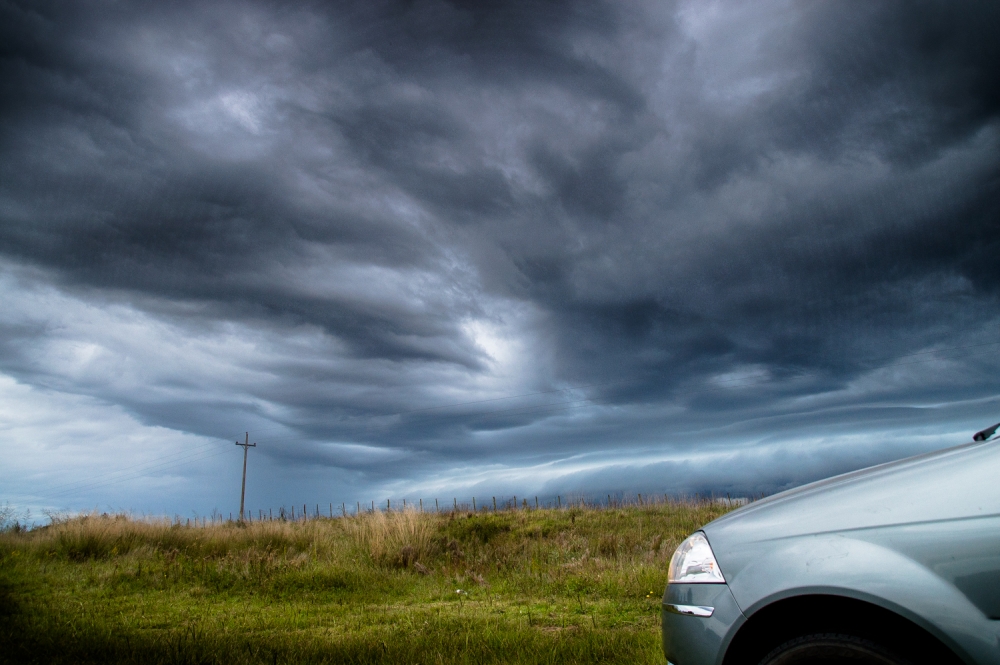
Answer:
xmin=662 ymin=427 xmax=1000 ymax=665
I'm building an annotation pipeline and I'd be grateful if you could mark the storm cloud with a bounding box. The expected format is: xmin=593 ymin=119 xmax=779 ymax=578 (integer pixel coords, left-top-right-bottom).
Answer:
xmin=2 ymin=0 xmax=999 ymax=515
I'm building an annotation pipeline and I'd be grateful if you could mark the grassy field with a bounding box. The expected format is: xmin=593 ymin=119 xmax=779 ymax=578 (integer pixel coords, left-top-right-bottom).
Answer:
xmin=0 ymin=500 xmax=735 ymax=664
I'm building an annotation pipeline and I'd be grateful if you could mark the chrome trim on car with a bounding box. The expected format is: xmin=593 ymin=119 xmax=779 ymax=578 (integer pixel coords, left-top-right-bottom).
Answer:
xmin=663 ymin=603 xmax=715 ymax=617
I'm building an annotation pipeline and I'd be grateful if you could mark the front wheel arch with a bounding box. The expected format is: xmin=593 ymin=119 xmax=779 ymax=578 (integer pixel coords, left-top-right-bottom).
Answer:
xmin=721 ymin=594 xmax=964 ymax=665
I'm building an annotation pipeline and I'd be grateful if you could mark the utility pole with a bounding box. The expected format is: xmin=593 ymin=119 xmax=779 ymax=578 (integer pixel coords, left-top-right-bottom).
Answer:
xmin=236 ymin=432 xmax=256 ymax=521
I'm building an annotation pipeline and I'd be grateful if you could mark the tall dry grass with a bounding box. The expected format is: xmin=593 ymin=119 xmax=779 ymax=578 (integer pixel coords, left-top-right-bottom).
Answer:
xmin=343 ymin=506 xmax=438 ymax=566
xmin=5 ymin=511 xmax=329 ymax=559
xmin=4 ymin=507 xmax=446 ymax=568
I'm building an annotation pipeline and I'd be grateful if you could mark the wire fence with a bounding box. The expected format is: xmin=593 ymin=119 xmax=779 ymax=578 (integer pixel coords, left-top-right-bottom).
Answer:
xmin=177 ymin=491 xmax=755 ymax=527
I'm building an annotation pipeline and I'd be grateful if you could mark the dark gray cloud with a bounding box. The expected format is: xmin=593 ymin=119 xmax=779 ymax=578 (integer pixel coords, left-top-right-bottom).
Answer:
xmin=1 ymin=0 xmax=999 ymax=513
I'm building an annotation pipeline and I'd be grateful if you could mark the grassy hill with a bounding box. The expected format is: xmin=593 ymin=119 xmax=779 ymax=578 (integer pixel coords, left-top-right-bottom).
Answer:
xmin=0 ymin=500 xmax=735 ymax=664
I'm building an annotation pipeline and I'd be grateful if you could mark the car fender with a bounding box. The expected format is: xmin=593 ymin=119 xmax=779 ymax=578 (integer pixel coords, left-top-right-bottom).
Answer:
xmin=725 ymin=534 xmax=1000 ymax=664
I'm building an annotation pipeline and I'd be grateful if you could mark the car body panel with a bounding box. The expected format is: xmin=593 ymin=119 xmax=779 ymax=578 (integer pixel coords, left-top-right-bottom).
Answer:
xmin=723 ymin=534 xmax=999 ymax=664
xmin=705 ymin=440 xmax=1000 ymax=544
xmin=663 ymin=439 xmax=1000 ymax=665
xmin=662 ymin=583 xmax=745 ymax=665
xmin=858 ymin=515 xmax=1000 ymax=620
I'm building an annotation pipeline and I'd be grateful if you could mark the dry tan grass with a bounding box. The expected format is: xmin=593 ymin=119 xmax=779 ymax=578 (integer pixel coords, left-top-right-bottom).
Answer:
xmin=7 ymin=508 xmax=446 ymax=569
xmin=9 ymin=511 xmax=325 ymax=559
xmin=343 ymin=506 xmax=437 ymax=566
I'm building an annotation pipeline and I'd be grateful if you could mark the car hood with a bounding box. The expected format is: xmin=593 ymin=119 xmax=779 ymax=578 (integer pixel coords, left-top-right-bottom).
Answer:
xmin=703 ymin=438 xmax=1000 ymax=547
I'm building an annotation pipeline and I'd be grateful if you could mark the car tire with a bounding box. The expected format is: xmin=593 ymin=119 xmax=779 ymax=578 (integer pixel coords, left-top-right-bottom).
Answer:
xmin=758 ymin=632 xmax=911 ymax=665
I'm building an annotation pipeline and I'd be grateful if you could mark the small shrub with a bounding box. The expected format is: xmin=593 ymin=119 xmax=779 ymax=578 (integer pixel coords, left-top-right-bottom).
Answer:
xmin=596 ymin=535 xmax=620 ymax=558
xmin=445 ymin=514 xmax=512 ymax=544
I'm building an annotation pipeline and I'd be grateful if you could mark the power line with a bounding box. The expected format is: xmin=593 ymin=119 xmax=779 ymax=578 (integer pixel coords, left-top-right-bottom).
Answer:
xmin=38 ymin=439 xmax=220 ymax=496
xmin=42 ymin=447 xmax=232 ymax=500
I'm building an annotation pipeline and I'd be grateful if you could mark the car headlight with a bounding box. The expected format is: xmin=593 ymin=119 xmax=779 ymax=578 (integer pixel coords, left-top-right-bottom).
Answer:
xmin=668 ymin=531 xmax=726 ymax=583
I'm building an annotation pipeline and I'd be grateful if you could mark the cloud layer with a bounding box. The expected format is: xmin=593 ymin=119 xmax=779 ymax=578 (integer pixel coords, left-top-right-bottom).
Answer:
xmin=1 ymin=0 xmax=999 ymax=514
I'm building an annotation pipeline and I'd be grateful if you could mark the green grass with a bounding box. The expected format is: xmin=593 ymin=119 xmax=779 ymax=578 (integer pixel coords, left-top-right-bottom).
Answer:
xmin=0 ymin=500 xmax=735 ymax=664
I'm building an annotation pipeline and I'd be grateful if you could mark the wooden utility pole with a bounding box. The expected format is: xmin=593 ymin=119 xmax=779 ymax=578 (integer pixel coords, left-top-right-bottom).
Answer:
xmin=236 ymin=432 xmax=256 ymax=521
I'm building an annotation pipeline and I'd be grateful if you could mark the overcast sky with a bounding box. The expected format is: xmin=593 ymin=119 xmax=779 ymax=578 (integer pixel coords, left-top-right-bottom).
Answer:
xmin=2 ymin=0 xmax=999 ymax=519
